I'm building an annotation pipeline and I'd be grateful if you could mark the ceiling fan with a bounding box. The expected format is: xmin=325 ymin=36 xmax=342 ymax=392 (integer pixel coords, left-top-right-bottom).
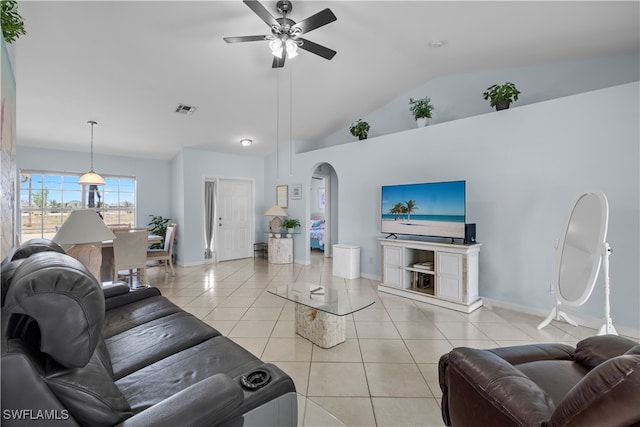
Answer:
xmin=223 ymin=0 xmax=337 ymax=68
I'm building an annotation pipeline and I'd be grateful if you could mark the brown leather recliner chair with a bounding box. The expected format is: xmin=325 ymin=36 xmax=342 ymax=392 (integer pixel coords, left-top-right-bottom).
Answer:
xmin=439 ymin=335 xmax=640 ymax=426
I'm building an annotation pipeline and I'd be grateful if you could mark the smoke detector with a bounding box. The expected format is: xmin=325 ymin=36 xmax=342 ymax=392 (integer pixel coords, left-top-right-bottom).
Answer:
xmin=175 ymin=104 xmax=197 ymax=115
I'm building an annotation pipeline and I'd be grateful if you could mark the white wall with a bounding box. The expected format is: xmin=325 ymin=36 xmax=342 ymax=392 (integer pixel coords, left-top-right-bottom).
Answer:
xmin=173 ymin=148 xmax=265 ymax=266
xmin=274 ymin=83 xmax=639 ymax=331
xmin=304 ymin=54 xmax=639 ymax=151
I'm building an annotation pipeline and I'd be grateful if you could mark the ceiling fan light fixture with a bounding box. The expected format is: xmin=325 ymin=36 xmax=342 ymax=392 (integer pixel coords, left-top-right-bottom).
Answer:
xmin=285 ymin=39 xmax=298 ymax=58
xmin=223 ymin=0 xmax=337 ymax=68
xmin=269 ymin=39 xmax=284 ymax=58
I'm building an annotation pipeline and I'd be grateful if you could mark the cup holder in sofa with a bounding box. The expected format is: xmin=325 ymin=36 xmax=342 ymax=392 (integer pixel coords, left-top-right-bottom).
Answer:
xmin=240 ymin=369 xmax=271 ymax=391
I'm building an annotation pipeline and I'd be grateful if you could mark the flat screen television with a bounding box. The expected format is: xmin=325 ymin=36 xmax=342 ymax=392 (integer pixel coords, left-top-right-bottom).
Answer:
xmin=381 ymin=180 xmax=466 ymax=239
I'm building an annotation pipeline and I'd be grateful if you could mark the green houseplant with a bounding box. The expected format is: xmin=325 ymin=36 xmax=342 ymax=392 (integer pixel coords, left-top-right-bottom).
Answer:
xmin=1 ymin=0 xmax=27 ymax=43
xmin=409 ymin=96 xmax=434 ymax=127
xmin=349 ymin=119 xmax=370 ymax=140
xmin=148 ymin=214 xmax=172 ymax=249
xmin=483 ymin=82 xmax=521 ymax=111
xmin=282 ymin=218 xmax=301 ymax=233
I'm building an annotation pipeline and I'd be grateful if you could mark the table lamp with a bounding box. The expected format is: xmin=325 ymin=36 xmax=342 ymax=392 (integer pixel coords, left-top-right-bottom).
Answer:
xmin=264 ymin=205 xmax=287 ymax=237
xmin=52 ymin=209 xmax=115 ymax=282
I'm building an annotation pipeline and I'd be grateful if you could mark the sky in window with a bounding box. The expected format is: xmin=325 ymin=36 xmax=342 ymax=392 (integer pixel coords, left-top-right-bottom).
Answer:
xmin=20 ymin=174 xmax=134 ymax=206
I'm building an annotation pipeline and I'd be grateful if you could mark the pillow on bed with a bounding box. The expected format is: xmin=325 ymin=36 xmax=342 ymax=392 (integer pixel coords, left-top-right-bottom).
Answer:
xmin=311 ymin=220 xmax=324 ymax=229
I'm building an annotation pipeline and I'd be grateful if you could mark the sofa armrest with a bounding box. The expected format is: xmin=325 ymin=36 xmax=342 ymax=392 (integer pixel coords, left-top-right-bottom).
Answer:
xmin=104 ymin=287 xmax=162 ymax=311
xmin=548 ymin=354 xmax=640 ymax=427
xmin=487 ymin=342 xmax=574 ymax=366
xmin=574 ymin=335 xmax=640 ymax=370
xmin=118 ymin=374 xmax=244 ymax=427
xmin=102 ymin=282 xmax=131 ymax=299
xmin=440 ymin=347 xmax=555 ymax=426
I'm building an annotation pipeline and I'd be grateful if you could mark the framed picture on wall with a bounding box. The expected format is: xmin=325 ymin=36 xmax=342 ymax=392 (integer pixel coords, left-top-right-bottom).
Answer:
xmin=291 ymin=184 xmax=302 ymax=200
xmin=319 ymin=188 xmax=325 ymax=209
xmin=276 ymin=185 xmax=288 ymax=208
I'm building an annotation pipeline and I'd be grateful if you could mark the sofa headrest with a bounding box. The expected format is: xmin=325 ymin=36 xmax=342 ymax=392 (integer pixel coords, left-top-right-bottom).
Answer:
xmin=4 ymin=252 xmax=105 ymax=368
xmin=1 ymin=238 xmax=65 ymax=266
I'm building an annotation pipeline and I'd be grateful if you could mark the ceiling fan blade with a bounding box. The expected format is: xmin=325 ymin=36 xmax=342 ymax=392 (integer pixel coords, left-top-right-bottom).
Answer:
xmin=223 ymin=35 xmax=269 ymax=43
xmin=297 ymin=38 xmax=337 ymax=60
xmin=243 ymin=0 xmax=280 ymax=28
xmin=272 ymin=55 xmax=286 ymax=68
xmin=292 ymin=8 xmax=336 ymax=34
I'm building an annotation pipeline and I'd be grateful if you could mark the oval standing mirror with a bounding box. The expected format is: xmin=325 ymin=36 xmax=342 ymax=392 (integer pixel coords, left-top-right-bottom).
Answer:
xmin=538 ymin=192 xmax=616 ymax=335
xmin=556 ymin=192 xmax=608 ymax=305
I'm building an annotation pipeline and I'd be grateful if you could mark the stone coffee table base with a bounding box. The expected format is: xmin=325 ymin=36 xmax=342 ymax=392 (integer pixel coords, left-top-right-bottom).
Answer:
xmin=294 ymin=304 xmax=346 ymax=349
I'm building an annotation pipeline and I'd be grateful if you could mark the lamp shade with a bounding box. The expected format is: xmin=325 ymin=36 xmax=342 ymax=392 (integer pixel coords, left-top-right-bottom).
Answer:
xmin=78 ymin=171 xmax=106 ymax=186
xmin=53 ymin=209 xmax=115 ymax=245
xmin=264 ymin=205 xmax=288 ymax=217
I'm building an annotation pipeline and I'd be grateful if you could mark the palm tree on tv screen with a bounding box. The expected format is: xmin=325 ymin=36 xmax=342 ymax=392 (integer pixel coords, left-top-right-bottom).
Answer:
xmin=405 ymin=200 xmax=418 ymax=220
xmin=389 ymin=203 xmax=405 ymax=220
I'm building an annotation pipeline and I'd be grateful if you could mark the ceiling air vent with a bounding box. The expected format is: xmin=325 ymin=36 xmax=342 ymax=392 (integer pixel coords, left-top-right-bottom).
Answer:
xmin=175 ymin=104 xmax=197 ymax=115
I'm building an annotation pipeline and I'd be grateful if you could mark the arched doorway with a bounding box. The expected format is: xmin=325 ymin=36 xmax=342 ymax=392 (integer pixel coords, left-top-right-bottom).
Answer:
xmin=309 ymin=163 xmax=338 ymax=259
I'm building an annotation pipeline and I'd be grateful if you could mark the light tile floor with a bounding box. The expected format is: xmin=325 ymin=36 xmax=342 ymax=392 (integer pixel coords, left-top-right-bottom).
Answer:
xmin=144 ymin=251 xmax=633 ymax=427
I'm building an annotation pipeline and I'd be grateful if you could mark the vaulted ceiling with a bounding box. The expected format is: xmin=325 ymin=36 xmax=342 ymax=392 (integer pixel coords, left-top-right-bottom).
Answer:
xmin=13 ymin=1 xmax=640 ymax=160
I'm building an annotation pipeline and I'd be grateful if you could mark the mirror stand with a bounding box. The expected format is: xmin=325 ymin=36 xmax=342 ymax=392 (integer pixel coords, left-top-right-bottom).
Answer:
xmin=597 ymin=242 xmax=617 ymax=335
xmin=537 ymin=301 xmax=578 ymax=330
xmin=537 ymin=192 xmax=617 ymax=336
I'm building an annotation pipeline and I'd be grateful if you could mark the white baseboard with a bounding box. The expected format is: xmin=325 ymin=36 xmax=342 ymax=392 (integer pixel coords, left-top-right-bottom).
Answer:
xmin=482 ymin=297 xmax=640 ymax=340
xmin=175 ymin=260 xmax=204 ymax=267
xmin=361 ymin=272 xmax=381 ymax=281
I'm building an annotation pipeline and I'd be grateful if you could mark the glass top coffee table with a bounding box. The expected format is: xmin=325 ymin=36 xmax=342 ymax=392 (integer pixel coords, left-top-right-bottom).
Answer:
xmin=268 ymin=283 xmax=375 ymax=348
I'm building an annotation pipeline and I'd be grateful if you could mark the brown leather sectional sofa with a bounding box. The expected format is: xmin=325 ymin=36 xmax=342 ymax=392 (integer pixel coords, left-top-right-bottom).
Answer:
xmin=439 ymin=334 xmax=640 ymax=426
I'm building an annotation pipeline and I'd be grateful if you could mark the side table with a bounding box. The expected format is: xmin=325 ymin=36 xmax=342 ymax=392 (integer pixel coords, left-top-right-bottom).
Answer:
xmin=268 ymin=236 xmax=292 ymax=264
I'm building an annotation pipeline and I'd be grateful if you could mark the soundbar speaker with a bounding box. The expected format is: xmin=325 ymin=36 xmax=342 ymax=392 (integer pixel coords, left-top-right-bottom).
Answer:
xmin=464 ymin=223 xmax=476 ymax=244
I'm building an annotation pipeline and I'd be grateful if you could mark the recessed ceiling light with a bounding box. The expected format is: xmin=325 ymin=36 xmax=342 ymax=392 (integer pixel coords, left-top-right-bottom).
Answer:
xmin=240 ymin=139 xmax=252 ymax=147
xmin=428 ymin=40 xmax=446 ymax=48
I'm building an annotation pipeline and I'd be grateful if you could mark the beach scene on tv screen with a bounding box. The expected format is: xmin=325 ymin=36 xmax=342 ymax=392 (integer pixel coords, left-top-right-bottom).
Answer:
xmin=381 ymin=181 xmax=466 ymax=238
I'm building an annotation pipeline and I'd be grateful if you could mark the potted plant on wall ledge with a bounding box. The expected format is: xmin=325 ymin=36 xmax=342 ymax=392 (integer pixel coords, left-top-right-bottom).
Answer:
xmin=349 ymin=119 xmax=370 ymax=140
xmin=483 ymin=82 xmax=521 ymax=111
xmin=409 ymin=96 xmax=434 ymax=127
xmin=1 ymin=0 xmax=27 ymax=43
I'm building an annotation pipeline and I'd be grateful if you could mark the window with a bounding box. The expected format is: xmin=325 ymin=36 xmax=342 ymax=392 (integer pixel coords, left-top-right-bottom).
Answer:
xmin=19 ymin=171 xmax=136 ymax=242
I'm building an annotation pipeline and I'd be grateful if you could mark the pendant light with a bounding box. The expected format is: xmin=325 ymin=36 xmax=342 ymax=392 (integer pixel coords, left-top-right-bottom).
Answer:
xmin=78 ymin=120 xmax=105 ymax=185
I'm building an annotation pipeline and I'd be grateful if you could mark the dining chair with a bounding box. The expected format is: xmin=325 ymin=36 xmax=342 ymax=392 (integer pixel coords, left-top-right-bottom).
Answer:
xmin=146 ymin=223 xmax=177 ymax=276
xmin=111 ymin=228 xmax=149 ymax=287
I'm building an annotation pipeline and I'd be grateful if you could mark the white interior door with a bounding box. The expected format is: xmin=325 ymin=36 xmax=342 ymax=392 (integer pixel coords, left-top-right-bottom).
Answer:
xmin=217 ymin=178 xmax=253 ymax=261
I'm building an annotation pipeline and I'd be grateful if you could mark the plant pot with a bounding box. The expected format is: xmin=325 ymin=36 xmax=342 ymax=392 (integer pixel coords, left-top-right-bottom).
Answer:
xmin=495 ymin=100 xmax=511 ymax=111
xmin=358 ymin=135 xmax=367 ymax=140
xmin=287 ymin=228 xmax=294 ymax=234
xmin=416 ymin=117 xmax=429 ymax=127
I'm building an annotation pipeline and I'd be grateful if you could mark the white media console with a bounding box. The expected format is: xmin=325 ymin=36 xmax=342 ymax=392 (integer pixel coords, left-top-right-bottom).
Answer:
xmin=378 ymin=237 xmax=482 ymax=313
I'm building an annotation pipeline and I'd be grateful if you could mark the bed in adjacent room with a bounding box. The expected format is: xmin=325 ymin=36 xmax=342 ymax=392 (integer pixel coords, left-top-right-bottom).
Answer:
xmin=309 ymin=214 xmax=325 ymax=250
